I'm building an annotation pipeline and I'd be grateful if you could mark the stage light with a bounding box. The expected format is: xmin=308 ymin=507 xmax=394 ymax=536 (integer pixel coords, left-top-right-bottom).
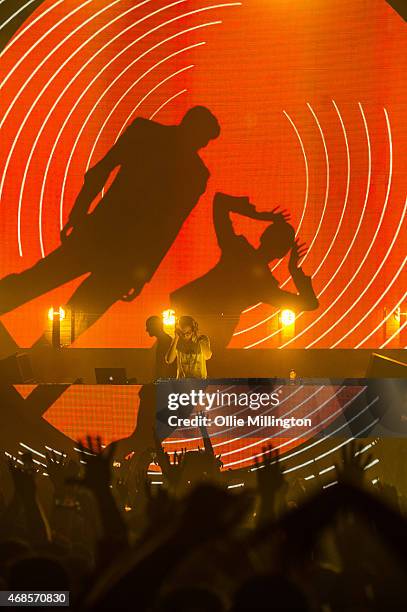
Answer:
xmin=280 ymin=309 xmax=296 ymax=341
xmin=383 ymin=306 xmax=402 ymax=345
xmin=289 ymin=369 xmax=297 ymax=382
xmin=162 ymin=309 xmax=176 ymax=326
xmin=48 ymin=306 xmax=66 ymax=321
xmin=281 ymin=309 xmax=295 ymax=326
xmin=48 ymin=306 xmax=65 ymax=349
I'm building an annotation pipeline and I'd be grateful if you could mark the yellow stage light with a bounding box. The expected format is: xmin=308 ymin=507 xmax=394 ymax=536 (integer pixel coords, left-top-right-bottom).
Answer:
xmin=162 ymin=309 xmax=176 ymax=326
xmin=48 ymin=306 xmax=66 ymax=321
xmin=289 ymin=368 xmax=297 ymax=381
xmin=383 ymin=306 xmax=401 ymax=342
xmin=281 ymin=309 xmax=295 ymax=326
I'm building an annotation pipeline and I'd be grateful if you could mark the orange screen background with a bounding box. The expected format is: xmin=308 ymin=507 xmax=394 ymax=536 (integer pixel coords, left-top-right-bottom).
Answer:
xmin=1 ymin=0 xmax=406 ymax=350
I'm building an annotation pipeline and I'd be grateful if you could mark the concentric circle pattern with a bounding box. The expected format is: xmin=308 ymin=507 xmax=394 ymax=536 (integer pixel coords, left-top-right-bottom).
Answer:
xmin=0 ymin=0 xmax=406 ymax=351
xmin=12 ymin=382 xmax=382 ymax=476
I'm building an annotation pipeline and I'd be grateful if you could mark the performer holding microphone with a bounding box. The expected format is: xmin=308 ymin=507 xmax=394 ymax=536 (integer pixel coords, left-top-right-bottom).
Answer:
xmin=165 ymin=315 xmax=212 ymax=379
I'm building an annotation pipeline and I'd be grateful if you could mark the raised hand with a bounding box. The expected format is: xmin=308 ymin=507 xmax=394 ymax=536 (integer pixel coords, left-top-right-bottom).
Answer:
xmin=6 ymin=454 xmax=51 ymax=544
xmin=289 ymin=239 xmax=307 ymax=272
xmin=154 ymin=437 xmax=184 ymax=490
xmin=7 ymin=456 xmax=36 ymax=500
xmin=174 ymin=324 xmax=183 ymax=338
xmin=68 ymin=436 xmax=128 ymax=557
xmin=335 ymin=440 xmax=373 ymax=488
xmin=255 ymin=205 xmax=291 ymax=222
xmin=45 ymin=450 xmax=69 ymax=492
xmin=254 ymin=444 xmax=286 ymax=495
xmin=71 ymin=436 xmax=117 ymax=492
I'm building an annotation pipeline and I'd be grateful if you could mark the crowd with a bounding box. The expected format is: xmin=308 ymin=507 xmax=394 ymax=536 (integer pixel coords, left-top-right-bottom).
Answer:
xmin=0 ymin=430 xmax=406 ymax=611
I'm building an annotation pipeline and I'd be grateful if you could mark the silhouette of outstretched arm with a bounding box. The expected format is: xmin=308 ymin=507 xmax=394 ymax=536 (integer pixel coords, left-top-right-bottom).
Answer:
xmin=197 ymin=411 xmax=222 ymax=472
xmin=254 ymin=445 xmax=287 ymax=525
xmin=61 ymin=118 xmax=145 ymax=241
xmin=68 ymin=436 xmax=128 ymax=565
xmin=213 ymin=192 xmax=290 ymax=250
xmin=61 ymin=149 xmax=121 ymax=241
xmin=2 ymin=456 xmax=51 ymax=545
xmin=198 ymin=414 xmax=215 ymax=456
xmin=264 ymin=240 xmax=319 ymax=312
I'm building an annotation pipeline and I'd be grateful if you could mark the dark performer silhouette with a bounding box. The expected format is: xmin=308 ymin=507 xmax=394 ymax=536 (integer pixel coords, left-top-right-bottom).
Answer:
xmin=145 ymin=315 xmax=176 ymax=380
xmin=170 ymin=193 xmax=319 ymax=351
xmin=0 ymin=107 xmax=220 ymax=340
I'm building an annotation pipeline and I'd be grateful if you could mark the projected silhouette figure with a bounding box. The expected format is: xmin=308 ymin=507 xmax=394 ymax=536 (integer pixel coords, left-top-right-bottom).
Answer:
xmin=0 ymin=107 xmax=220 ymax=340
xmin=170 ymin=192 xmax=319 ymax=351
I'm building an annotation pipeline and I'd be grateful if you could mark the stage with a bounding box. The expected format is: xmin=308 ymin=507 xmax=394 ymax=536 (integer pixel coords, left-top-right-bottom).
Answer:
xmin=1 ymin=347 xmax=405 ymax=385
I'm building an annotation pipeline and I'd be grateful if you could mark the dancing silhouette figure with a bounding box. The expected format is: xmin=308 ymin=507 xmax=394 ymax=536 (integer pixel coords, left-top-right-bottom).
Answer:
xmin=0 ymin=107 xmax=220 ymax=341
xmin=171 ymin=193 xmax=319 ymax=351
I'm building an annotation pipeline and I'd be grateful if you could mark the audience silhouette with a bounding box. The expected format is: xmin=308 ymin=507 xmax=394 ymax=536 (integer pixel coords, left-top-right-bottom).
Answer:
xmin=2 ymin=435 xmax=405 ymax=611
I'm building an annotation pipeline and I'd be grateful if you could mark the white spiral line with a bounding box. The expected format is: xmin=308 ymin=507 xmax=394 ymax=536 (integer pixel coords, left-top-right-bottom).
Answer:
xmin=149 ymin=87 xmax=187 ymax=119
xmin=208 ymin=386 xmax=324 ymax=451
xmin=248 ymin=104 xmax=397 ymax=349
xmin=0 ymin=0 xmax=64 ymax=58
xmin=64 ymin=2 xmax=239 ymax=193
xmin=327 ymin=110 xmax=402 ymax=347
xmin=279 ymin=102 xmax=374 ymax=347
xmin=222 ymin=386 xmax=371 ymax=466
xmin=224 ymin=394 xmax=377 ymax=469
xmin=238 ymin=100 xmax=352 ymax=341
xmin=12 ymin=2 xmax=238 ymax=255
xmin=307 ymin=109 xmax=400 ymax=347
xmin=1 ymin=0 xmax=125 ymax=217
xmin=278 ymin=424 xmax=378 ymax=475
xmin=57 ymin=4 xmax=239 ymax=239
xmin=0 ymin=0 xmax=40 ymax=32
xmin=278 ymin=419 xmax=379 ymax=476
xmin=165 ymin=384 xmax=307 ymax=445
xmin=36 ymin=16 xmax=219 ymax=249
xmin=239 ymin=110 xmax=310 ymax=322
xmin=40 ymin=27 xmax=204 ymax=254
xmin=201 ymin=385 xmax=347 ymax=458
xmin=98 ymin=86 xmax=190 ymax=199
xmin=278 ymin=99 xmax=361 ymax=347
xmin=55 ymin=33 xmax=210 ymax=238
xmin=364 ymin=290 xmax=407 ymax=349
xmin=114 ymin=64 xmax=194 ymax=141
xmin=7 ymin=0 xmax=188 ymax=255
xmin=16 ymin=390 xmax=377 ymax=473
xmin=380 ymin=316 xmax=407 ymax=348
xmin=243 ymin=102 xmax=335 ymax=348
xmin=236 ymin=103 xmax=328 ymax=339
xmin=308 ymin=99 xmax=350 ymax=279
xmin=349 ymin=255 xmax=407 ymax=348
xmin=0 ymin=0 xmax=95 ymax=105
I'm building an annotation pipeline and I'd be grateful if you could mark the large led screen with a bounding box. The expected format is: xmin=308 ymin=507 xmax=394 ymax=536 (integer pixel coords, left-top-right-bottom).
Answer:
xmin=0 ymin=0 xmax=406 ymax=350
